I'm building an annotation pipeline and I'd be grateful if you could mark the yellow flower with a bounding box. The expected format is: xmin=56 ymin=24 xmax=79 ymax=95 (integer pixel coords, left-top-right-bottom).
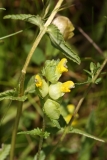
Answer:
xmin=35 ymin=75 xmax=42 ymax=87
xmin=61 ymin=81 xmax=75 ymax=93
xmin=56 ymin=58 xmax=68 ymax=73
xmin=35 ymin=74 xmax=48 ymax=97
xmin=64 ymin=114 xmax=78 ymax=126
xmin=49 ymin=81 xmax=75 ymax=100
xmin=67 ymin=104 xmax=75 ymax=114
xmin=64 ymin=104 xmax=79 ymax=126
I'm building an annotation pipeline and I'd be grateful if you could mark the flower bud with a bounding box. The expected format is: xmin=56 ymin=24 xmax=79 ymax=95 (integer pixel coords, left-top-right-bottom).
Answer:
xmin=52 ymin=16 xmax=75 ymax=40
xmin=42 ymin=58 xmax=68 ymax=83
xmin=35 ymin=74 xmax=48 ymax=97
xmin=49 ymin=81 xmax=75 ymax=100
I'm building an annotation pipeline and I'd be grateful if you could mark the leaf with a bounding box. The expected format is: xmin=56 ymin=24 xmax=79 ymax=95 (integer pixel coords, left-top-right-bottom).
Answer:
xmin=0 ymin=30 xmax=23 ymax=40
xmin=51 ymin=119 xmax=61 ymax=129
xmin=0 ymin=89 xmax=27 ymax=101
xmin=0 ymin=144 xmax=11 ymax=160
xmin=84 ymin=69 xmax=92 ymax=76
xmin=95 ymin=78 xmax=102 ymax=84
xmin=4 ymin=14 xmax=43 ymax=28
xmin=25 ymin=76 xmax=35 ymax=94
xmin=47 ymin=24 xmax=81 ymax=64
xmin=69 ymin=127 xmax=105 ymax=142
xmin=18 ymin=128 xmax=50 ymax=139
xmin=34 ymin=150 xmax=46 ymax=160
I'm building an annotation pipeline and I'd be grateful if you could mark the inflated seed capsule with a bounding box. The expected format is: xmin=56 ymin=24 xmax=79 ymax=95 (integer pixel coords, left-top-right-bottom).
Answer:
xmin=52 ymin=15 xmax=75 ymax=40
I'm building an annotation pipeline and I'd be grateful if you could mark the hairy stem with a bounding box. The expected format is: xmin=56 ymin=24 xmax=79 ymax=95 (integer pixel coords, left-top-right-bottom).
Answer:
xmin=45 ymin=58 xmax=107 ymax=160
xmin=9 ymin=0 xmax=64 ymax=159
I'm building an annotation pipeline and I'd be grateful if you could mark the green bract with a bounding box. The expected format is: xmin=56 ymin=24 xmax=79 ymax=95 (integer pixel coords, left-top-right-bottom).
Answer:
xmin=49 ymin=82 xmax=64 ymax=100
xmin=42 ymin=59 xmax=61 ymax=83
xmin=43 ymin=99 xmax=60 ymax=120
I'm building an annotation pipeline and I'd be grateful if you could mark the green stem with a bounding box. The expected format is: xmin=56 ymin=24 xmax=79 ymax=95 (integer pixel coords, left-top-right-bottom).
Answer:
xmin=37 ymin=114 xmax=45 ymax=160
xmin=45 ymin=58 xmax=107 ymax=160
xmin=10 ymin=73 xmax=25 ymax=160
xmin=9 ymin=0 xmax=64 ymax=159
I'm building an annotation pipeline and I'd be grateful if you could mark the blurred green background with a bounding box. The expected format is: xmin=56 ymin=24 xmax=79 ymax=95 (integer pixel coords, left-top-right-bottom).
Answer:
xmin=0 ymin=0 xmax=107 ymax=160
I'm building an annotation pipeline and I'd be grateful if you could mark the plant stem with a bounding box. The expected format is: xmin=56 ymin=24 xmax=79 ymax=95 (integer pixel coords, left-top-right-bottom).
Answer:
xmin=9 ymin=0 xmax=64 ymax=159
xmin=10 ymin=73 xmax=25 ymax=160
xmin=45 ymin=58 xmax=107 ymax=160
xmin=37 ymin=114 xmax=45 ymax=160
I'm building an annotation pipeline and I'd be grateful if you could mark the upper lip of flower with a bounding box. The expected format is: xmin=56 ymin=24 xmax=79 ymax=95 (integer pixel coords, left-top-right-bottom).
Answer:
xmin=56 ymin=58 xmax=68 ymax=73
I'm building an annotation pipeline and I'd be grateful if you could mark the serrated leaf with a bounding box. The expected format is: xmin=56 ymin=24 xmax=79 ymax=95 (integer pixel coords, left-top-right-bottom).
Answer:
xmin=0 ymin=89 xmax=27 ymax=101
xmin=0 ymin=144 xmax=11 ymax=160
xmin=47 ymin=24 xmax=81 ymax=64
xmin=69 ymin=127 xmax=105 ymax=142
xmin=4 ymin=14 xmax=43 ymax=28
xmin=18 ymin=128 xmax=50 ymax=139
xmin=25 ymin=76 xmax=35 ymax=94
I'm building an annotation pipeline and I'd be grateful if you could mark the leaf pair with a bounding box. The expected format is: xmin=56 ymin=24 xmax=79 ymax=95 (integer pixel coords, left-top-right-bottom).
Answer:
xmin=4 ymin=14 xmax=81 ymax=64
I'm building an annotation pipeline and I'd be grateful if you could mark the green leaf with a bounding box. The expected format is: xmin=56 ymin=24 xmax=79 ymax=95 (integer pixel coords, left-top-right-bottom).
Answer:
xmin=0 ymin=30 xmax=23 ymax=40
xmin=18 ymin=128 xmax=50 ymax=139
xmin=90 ymin=62 xmax=96 ymax=72
xmin=95 ymin=78 xmax=102 ymax=84
xmin=84 ymin=69 xmax=92 ymax=76
xmin=0 ymin=89 xmax=27 ymax=101
xmin=47 ymin=24 xmax=81 ymax=64
xmin=25 ymin=76 xmax=35 ymax=94
xmin=34 ymin=150 xmax=46 ymax=160
xmin=0 ymin=144 xmax=11 ymax=160
xmin=51 ymin=119 xmax=61 ymax=129
xmin=4 ymin=14 xmax=43 ymax=28
xmin=69 ymin=127 xmax=105 ymax=142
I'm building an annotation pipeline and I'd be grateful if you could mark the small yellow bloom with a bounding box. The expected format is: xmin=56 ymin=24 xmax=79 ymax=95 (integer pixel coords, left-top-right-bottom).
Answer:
xmin=61 ymin=81 xmax=75 ymax=93
xmin=35 ymin=75 xmax=42 ymax=87
xmin=56 ymin=58 xmax=68 ymax=73
xmin=35 ymin=74 xmax=49 ymax=97
xmin=67 ymin=104 xmax=75 ymax=114
xmin=64 ymin=114 xmax=78 ymax=126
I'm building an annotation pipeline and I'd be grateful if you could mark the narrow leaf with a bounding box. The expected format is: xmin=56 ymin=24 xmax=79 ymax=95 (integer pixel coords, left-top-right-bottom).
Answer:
xmin=69 ymin=127 xmax=105 ymax=142
xmin=18 ymin=128 xmax=50 ymax=139
xmin=47 ymin=24 xmax=81 ymax=64
xmin=4 ymin=14 xmax=43 ymax=27
xmin=0 ymin=30 xmax=23 ymax=40
xmin=0 ymin=89 xmax=27 ymax=101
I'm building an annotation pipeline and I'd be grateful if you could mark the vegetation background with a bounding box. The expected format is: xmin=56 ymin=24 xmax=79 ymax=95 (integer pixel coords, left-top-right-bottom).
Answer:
xmin=0 ymin=0 xmax=107 ymax=160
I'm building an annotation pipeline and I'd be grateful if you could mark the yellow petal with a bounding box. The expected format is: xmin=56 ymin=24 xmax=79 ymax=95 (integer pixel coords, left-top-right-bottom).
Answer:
xmin=56 ymin=58 xmax=68 ymax=73
xmin=61 ymin=81 xmax=75 ymax=93
xmin=35 ymin=75 xmax=42 ymax=87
